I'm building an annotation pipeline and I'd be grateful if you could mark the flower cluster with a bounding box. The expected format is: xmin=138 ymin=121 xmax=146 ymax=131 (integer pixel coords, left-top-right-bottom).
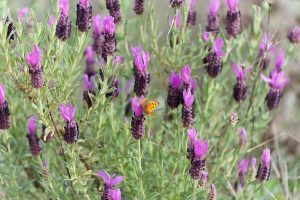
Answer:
xmin=97 ymin=170 xmax=124 ymax=200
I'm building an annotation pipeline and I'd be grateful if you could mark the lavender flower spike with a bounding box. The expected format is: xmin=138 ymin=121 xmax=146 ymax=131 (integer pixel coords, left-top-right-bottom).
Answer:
xmin=105 ymin=0 xmax=122 ymax=24
xmin=194 ymin=139 xmax=209 ymax=160
xmin=83 ymin=74 xmax=96 ymax=108
xmin=238 ymin=159 xmax=249 ymax=187
xmin=232 ymin=63 xmax=251 ymax=102
xmin=256 ymin=148 xmax=271 ymax=182
xmin=0 ymin=84 xmax=10 ymax=130
xmin=131 ymin=96 xmax=145 ymax=140
xmin=200 ymin=171 xmax=209 ymax=187
xmin=182 ymin=89 xmax=195 ymax=128
xmin=189 ymin=138 xmax=208 ymax=179
xmin=93 ymin=15 xmax=104 ymax=55
xmin=56 ymin=0 xmax=72 ymax=41
xmin=85 ymin=46 xmax=96 ymax=77
xmin=288 ymin=26 xmax=300 ymax=44
xmin=187 ymin=0 xmax=197 ymax=27
xmin=204 ymin=37 xmax=224 ymax=78
xmin=187 ymin=127 xmax=197 ymax=159
xmin=208 ymin=183 xmax=217 ymax=200
xmin=261 ymin=71 xmax=289 ymax=110
xmin=133 ymin=0 xmax=144 ymax=15
xmin=97 ymin=170 xmax=124 ymax=200
xmin=27 ymin=116 xmax=42 ymax=156
xmin=42 ymin=160 xmax=50 ymax=179
xmin=26 ymin=45 xmax=44 ymax=89
xmin=206 ymin=0 xmax=220 ymax=32
xmin=238 ymin=127 xmax=247 ymax=150
xmin=225 ymin=0 xmax=241 ymax=37
xmin=167 ymin=72 xmax=182 ymax=109
xmin=102 ymin=16 xmax=117 ymax=59
xmin=108 ymin=188 xmax=122 ymax=200
xmin=60 ymin=102 xmax=79 ymax=144
xmin=76 ymin=0 xmax=92 ymax=32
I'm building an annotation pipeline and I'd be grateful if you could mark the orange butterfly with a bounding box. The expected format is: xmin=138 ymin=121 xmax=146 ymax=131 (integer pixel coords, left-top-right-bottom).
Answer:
xmin=142 ymin=98 xmax=159 ymax=116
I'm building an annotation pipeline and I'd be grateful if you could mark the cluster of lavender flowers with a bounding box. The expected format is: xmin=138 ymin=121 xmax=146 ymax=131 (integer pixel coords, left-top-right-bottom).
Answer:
xmin=97 ymin=170 xmax=124 ymax=200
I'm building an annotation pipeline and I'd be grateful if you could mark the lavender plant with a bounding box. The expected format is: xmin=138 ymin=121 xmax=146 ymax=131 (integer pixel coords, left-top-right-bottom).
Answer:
xmin=0 ymin=0 xmax=300 ymax=199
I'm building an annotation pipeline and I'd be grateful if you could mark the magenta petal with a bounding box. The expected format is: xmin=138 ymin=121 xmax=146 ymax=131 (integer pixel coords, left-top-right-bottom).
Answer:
xmin=48 ymin=15 xmax=56 ymax=27
xmin=79 ymin=0 xmax=89 ymax=7
xmin=226 ymin=0 xmax=238 ymax=11
xmin=18 ymin=7 xmax=29 ymax=22
xmin=110 ymin=176 xmax=124 ymax=186
xmin=238 ymin=159 xmax=249 ymax=174
xmin=97 ymin=170 xmax=111 ymax=184
xmin=202 ymin=32 xmax=210 ymax=43
xmin=93 ymin=15 xmax=103 ymax=34
xmin=0 ymin=84 xmax=5 ymax=104
xmin=83 ymin=74 xmax=93 ymax=90
xmin=275 ymin=50 xmax=285 ymax=70
xmin=68 ymin=102 xmax=75 ymax=121
xmin=59 ymin=0 xmax=70 ymax=16
xmin=213 ymin=37 xmax=225 ymax=57
xmin=260 ymin=74 xmax=272 ymax=84
xmin=85 ymin=46 xmax=94 ymax=63
xmin=169 ymin=72 xmax=181 ymax=89
xmin=131 ymin=97 xmax=143 ymax=116
xmin=26 ymin=45 xmax=42 ymax=69
xmin=182 ymin=65 xmax=191 ymax=84
xmin=232 ymin=63 xmax=240 ymax=78
xmin=183 ymin=89 xmax=194 ymax=107
xmin=28 ymin=115 xmax=37 ymax=135
xmin=194 ymin=139 xmax=209 ymax=159
xmin=104 ymin=16 xmax=116 ymax=33
xmin=191 ymin=79 xmax=198 ymax=93
xmin=60 ymin=104 xmax=70 ymax=122
xmin=210 ymin=0 xmax=220 ymax=16
xmin=261 ymin=148 xmax=271 ymax=167
xmin=108 ymin=188 xmax=122 ymax=200
xmin=187 ymin=127 xmax=197 ymax=143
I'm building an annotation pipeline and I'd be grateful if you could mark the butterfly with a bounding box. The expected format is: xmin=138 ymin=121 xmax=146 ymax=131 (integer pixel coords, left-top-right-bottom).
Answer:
xmin=142 ymin=98 xmax=159 ymax=116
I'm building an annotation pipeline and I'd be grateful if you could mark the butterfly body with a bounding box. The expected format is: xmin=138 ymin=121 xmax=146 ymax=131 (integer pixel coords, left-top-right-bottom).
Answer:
xmin=142 ymin=98 xmax=159 ymax=116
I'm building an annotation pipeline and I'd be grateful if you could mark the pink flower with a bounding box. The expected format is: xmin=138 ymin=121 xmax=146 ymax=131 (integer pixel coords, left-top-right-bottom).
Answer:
xmin=274 ymin=50 xmax=285 ymax=72
xmin=79 ymin=0 xmax=90 ymax=7
xmin=261 ymin=71 xmax=289 ymax=90
xmin=18 ymin=7 xmax=29 ymax=22
xmin=48 ymin=15 xmax=56 ymax=27
xmin=194 ymin=139 xmax=209 ymax=159
xmin=181 ymin=65 xmax=191 ymax=84
xmin=169 ymin=72 xmax=181 ymax=89
xmin=97 ymin=170 xmax=124 ymax=187
xmin=202 ymin=32 xmax=210 ymax=43
xmin=59 ymin=102 xmax=76 ymax=122
xmin=213 ymin=37 xmax=225 ymax=57
xmin=210 ymin=0 xmax=220 ymax=17
xmin=232 ymin=63 xmax=252 ymax=80
xmin=59 ymin=0 xmax=70 ymax=16
xmin=93 ymin=15 xmax=103 ymax=34
xmin=0 ymin=84 xmax=6 ymax=104
xmin=183 ymin=89 xmax=194 ymax=107
xmin=170 ymin=10 xmax=182 ymax=28
xmin=131 ymin=47 xmax=150 ymax=73
xmin=104 ymin=16 xmax=116 ymax=33
xmin=261 ymin=148 xmax=271 ymax=167
xmin=108 ymin=188 xmax=122 ymax=200
xmin=238 ymin=159 xmax=249 ymax=174
xmin=83 ymin=74 xmax=94 ymax=90
xmin=131 ymin=96 xmax=143 ymax=117
xmin=26 ymin=45 xmax=42 ymax=70
xmin=226 ymin=0 xmax=238 ymax=12
xmin=187 ymin=127 xmax=198 ymax=143
xmin=28 ymin=115 xmax=37 ymax=135
xmin=85 ymin=46 xmax=94 ymax=63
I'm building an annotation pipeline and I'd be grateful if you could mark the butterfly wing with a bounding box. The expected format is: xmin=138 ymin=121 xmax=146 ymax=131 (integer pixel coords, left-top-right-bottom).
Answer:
xmin=146 ymin=101 xmax=159 ymax=116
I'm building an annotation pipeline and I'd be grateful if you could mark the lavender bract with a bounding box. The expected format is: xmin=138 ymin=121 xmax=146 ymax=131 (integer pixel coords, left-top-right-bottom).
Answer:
xmin=187 ymin=127 xmax=198 ymax=160
xmin=83 ymin=74 xmax=95 ymax=108
xmin=56 ymin=0 xmax=72 ymax=41
xmin=189 ymin=137 xmax=208 ymax=179
xmin=238 ymin=159 xmax=249 ymax=187
xmin=131 ymin=96 xmax=145 ymax=140
xmin=60 ymin=103 xmax=79 ymax=144
xmin=93 ymin=15 xmax=104 ymax=55
xmin=108 ymin=188 xmax=122 ymax=200
xmin=0 ymin=84 xmax=10 ymax=130
xmin=27 ymin=116 xmax=42 ymax=156
xmin=26 ymin=45 xmax=44 ymax=89
xmin=97 ymin=170 xmax=124 ymax=200
xmin=206 ymin=0 xmax=220 ymax=32
xmin=225 ymin=0 xmax=241 ymax=38
xmin=238 ymin=127 xmax=247 ymax=150
xmin=76 ymin=0 xmax=92 ymax=32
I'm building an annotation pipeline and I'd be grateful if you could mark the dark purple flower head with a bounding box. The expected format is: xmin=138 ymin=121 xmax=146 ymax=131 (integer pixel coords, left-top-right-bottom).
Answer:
xmin=169 ymin=72 xmax=181 ymax=89
xmin=181 ymin=65 xmax=191 ymax=84
xmin=18 ymin=7 xmax=29 ymax=22
xmin=210 ymin=0 xmax=220 ymax=17
xmin=226 ymin=0 xmax=238 ymax=12
xmin=83 ymin=74 xmax=94 ymax=90
xmin=183 ymin=89 xmax=194 ymax=107
xmin=48 ymin=15 xmax=56 ymax=27
xmin=131 ymin=96 xmax=143 ymax=117
xmin=232 ymin=63 xmax=252 ymax=81
xmin=288 ymin=26 xmax=300 ymax=43
xmin=238 ymin=159 xmax=249 ymax=175
xmin=213 ymin=37 xmax=225 ymax=57
xmin=59 ymin=0 xmax=70 ymax=16
xmin=26 ymin=45 xmax=42 ymax=70
xmin=85 ymin=46 xmax=94 ymax=63
xmin=261 ymin=71 xmax=289 ymax=90
xmin=60 ymin=102 xmax=76 ymax=122
xmin=93 ymin=15 xmax=103 ymax=34
xmin=97 ymin=170 xmax=124 ymax=187
xmin=261 ymin=148 xmax=271 ymax=167
xmin=0 ymin=84 xmax=6 ymax=104
xmin=104 ymin=16 xmax=116 ymax=34
xmin=108 ymin=188 xmax=122 ymax=200
xmin=170 ymin=10 xmax=182 ymax=28
xmin=79 ymin=0 xmax=90 ymax=7
xmin=194 ymin=139 xmax=209 ymax=160
xmin=28 ymin=115 xmax=37 ymax=135
xmin=274 ymin=50 xmax=285 ymax=72
xmin=188 ymin=127 xmax=198 ymax=144
xmin=132 ymin=46 xmax=150 ymax=73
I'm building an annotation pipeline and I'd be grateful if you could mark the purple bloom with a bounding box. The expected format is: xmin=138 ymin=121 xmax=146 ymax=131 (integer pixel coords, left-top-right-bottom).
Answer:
xmin=76 ymin=0 xmax=92 ymax=32
xmin=169 ymin=72 xmax=181 ymax=89
xmin=108 ymin=188 xmax=122 ymax=200
xmin=288 ymin=26 xmax=300 ymax=43
xmin=97 ymin=170 xmax=124 ymax=187
xmin=59 ymin=0 xmax=70 ymax=16
xmin=194 ymin=139 xmax=209 ymax=160
xmin=238 ymin=127 xmax=247 ymax=149
xmin=200 ymin=171 xmax=209 ymax=187
xmin=79 ymin=0 xmax=90 ymax=7
xmin=226 ymin=0 xmax=238 ymax=12
xmin=232 ymin=63 xmax=252 ymax=81
xmin=132 ymin=47 xmax=150 ymax=74
xmin=210 ymin=0 xmax=220 ymax=17
xmin=93 ymin=15 xmax=103 ymax=34
xmin=188 ymin=127 xmax=198 ymax=144
xmin=0 ymin=84 xmax=6 ymax=104
xmin=256 ymin=149 xmax=271 ymax=181
xmin=85 ymin=46 xmax=94 ymax=63
xmin=183 ymin=89 xmax=194 ymax=107
xmin=238 ymin=159 xmax=249 ymax=174
xmin=181 ymin=65 xmax=191 ymax=84
xmin=133 ymin=0 xmax=144 ymax=15
xmin=191 ymin=79 xmax=198 ymax=93
xmin=60 ymin=103 xmax=76 ymax=122
xmin=261 ymin=71 xmax=289 ymax=90
xmin=18 ymin=7 xmax=29 ymax=22
xmin=48 ymin=15 xmax=56 ymax=27
xmin=28 ymin=115 xmax=37 ymax=135
xmin=105 ymin=0 xmax=122 ymax=24
xmin=274 ymin=50 xmax=285 ymax=72
xmin=259 ymin=34 xmax=275 ymax=56
xmin=83 ymin=74 xmax=94 ymax=91
xmin=202 ymin=32 xmax=210 ymax=43
xmin=208 ymin=183 xmax=217 ymax=200
xmin=104 ymin=16 xmax=116 ymax=34
xmin=114 ymin=55 xmax=125 ymax=65
xmin=0 ymin=84 xmax=10 ymax=129
xmin=261 ymin=148 xmax=271 ymax=167
xmin=26 ymin=45 xmax=42 ymax=70
xmin=131 ymin=96 xmax=143 ymax=117
xmin=213 ymin=37 xmax=225 ymax=57
xmin=170 ymin=10 xmax=182 ymax=28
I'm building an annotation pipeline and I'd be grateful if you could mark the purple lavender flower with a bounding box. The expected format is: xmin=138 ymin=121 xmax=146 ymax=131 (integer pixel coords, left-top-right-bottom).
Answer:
xmin=190 ymin=138 xmax=208 ymax=179
xmin=60 ymin=103 xmax=79 ymax=144
xmin=187 ymin=0 xmax=197 ymax=27
xmin=225 ymin=0 xmax=241 ymax=38
xmin=26 ymin=45 xmax=44 ymax=89
xmin=56 ymin=0 xmax=72 ymax=41
xmin=48 ymin=15 xmax=56 ymax=27
xmin=288 ymin=26 xmax=300 ymax=44
xmin=208 ymin=184 xmax=217 ymax=200
xmin=204 ymin=37 xmax=224 ymax=78
xmin=181 ymin=65 xmax=192 ymax=91
xmin=133 ymin=0 xmax=144 ymax=15
xmin=102 ymin=16 xmax=117 ymax=60
xmin=238 ymin=127 xmax=247 ymax=150
xmin=170 ymin=0 xmax=183 ymax=8
xmin=200 ymin=171 xmax=209 ymax=187
xmin=258 ymin=34 xmax=274 ymax=70
xmin=182 ymin=89 xmax=195 ymax=128
xmin=27 ymin=116 xmax=42 ymax=156
xmin=106 ymin=0 xmax=122 ymax=24
xmin=131 ymin=96 xmax=145 ymax=140
xmin=108 ymin=188 xmax=122 ymax=200
xmin=202 ymin=32 xmax=210 ymax=43
xmin=0 ymin=84 xmax=10 ymax=130
xmin=273 ymin=50 xmax=285 ymax=74
xmin=169 ymin=10 xmax=182 ymax=47
xmin=83 ymin=74 xmax=96 ymax=108
xmin=206 ymin=0 xmax=220 ymax=32
xmin=238 ymin=159 xmax=249 ymax=187
xmin=232 ymin=63 xmax=252 ymax=102
xmin=170 ymin=10 xmax=182 ymax=28
xmin=187 ymin=127 xmax=197 ymax=160
xmin=132 ymin=47 xmax=151 ymax=97
xmin=84 ymin=46 xmax=97 ymax=77
xmin=167 ymin=72 xmax=182 ymax=109
xmin=256 ymin=149 xmax=271 ymax=182
xmin=18 ymin=7 xmax=29 ymax=22
xmin=76 ymin=0 xmax=92 ymax=32
xmin=97 ymin=170 xmax=124 ymax=200
xmin=261 ymin=71 xmax=289 ymax=110
xmin=250 ymin=157 xmax=256 ymax=177
xmin=93 ymin=15 xmax=104 ymax=55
